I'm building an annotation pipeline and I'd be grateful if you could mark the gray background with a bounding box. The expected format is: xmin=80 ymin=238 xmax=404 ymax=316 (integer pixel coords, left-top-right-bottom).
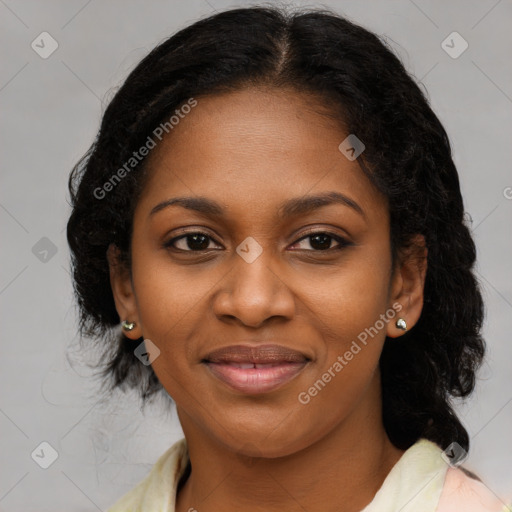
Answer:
xmin=1 ymin=0 xmax=511 ymax=510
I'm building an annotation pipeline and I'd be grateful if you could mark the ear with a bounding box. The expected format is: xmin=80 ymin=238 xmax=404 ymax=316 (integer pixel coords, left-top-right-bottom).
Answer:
xmin=386 ymin=234 xmax=428 ymax=338
xmin=107 ymin=243 xmax=142 ymax=339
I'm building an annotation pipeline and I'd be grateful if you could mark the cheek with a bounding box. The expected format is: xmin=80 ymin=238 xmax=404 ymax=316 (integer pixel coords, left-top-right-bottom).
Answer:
xmin=293 ymin=252 xmax=392 ymax=349
xmin=293 ymin=265 xmax=391 ymax=436
xmin=130 ymin=247 xmax=212 ymax=339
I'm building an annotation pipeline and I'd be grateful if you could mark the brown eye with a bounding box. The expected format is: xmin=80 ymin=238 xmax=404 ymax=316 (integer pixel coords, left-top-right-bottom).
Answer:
xmin=290 ymin=231 xmax=351 ymax=251
xmin=164 ymin=232 xmax=221 ymax=252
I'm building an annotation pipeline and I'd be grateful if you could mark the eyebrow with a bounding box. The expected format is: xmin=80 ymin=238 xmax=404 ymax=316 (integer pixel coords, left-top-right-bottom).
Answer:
xmin=149 ymin=191 xmax=366 ymax=220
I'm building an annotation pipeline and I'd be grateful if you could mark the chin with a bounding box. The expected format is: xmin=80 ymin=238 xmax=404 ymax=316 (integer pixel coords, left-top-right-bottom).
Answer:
xmin=214 ymin=420 xmax=314 ymax=460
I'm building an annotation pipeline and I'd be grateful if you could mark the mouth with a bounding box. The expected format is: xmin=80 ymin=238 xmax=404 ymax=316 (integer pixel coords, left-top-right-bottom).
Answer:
xmin=202 ymin=344 xmax=310 ymax=395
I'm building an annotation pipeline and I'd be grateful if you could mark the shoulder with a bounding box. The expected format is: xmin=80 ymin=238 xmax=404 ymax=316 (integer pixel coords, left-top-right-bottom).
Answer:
xmin=437 ymin=465 xmax=511 ymax=512
xmin=105 ymin=438 xmax=188 ymax=512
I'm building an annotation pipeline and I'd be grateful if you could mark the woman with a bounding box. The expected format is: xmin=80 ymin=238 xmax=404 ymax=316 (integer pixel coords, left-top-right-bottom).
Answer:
xmin=66 ymin=6 xmax=511 ymax=512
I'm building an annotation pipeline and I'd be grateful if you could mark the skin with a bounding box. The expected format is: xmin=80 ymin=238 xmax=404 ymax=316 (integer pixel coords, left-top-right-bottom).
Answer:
xmin=108 ymin=86 xmax=428 ymax=512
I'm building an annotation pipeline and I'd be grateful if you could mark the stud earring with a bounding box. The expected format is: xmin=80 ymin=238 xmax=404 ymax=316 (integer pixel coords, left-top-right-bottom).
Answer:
xmin=395 ymin=318 xmax=407 ymax=331
xmin=122 ymin=320 xmax=136 ymax=331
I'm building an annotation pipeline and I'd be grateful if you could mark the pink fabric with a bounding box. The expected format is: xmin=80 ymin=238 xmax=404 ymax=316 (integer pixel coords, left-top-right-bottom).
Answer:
xmin=437 ymin=467 xmax=509 ymax=512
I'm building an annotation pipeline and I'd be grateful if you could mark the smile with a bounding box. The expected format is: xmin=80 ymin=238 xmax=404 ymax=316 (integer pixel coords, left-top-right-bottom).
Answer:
xmin=202 ymin=343 xmax=310 ymax=394
xmin=204 ymin=360 xmax=308 ymax=394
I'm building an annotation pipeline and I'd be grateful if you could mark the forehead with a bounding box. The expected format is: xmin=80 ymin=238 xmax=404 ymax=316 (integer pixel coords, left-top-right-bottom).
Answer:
xmin=147 ymin=86 xmax=347 ymax=164
xmin=137 ymin=87 xmax=387 ymax=222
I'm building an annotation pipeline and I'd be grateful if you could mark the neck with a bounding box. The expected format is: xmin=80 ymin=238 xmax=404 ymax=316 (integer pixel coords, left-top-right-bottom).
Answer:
xmin=175 ymin=373 xmax=405 ymax=512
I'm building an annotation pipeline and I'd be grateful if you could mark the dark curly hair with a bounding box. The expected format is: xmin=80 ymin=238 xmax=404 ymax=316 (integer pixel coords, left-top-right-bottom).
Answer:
xmin=66 ymin=5 xmax=485 ymax=453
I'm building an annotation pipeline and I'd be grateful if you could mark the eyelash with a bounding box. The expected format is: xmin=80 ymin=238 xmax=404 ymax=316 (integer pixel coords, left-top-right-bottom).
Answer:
xmin=163 ymin=229 xmax=352 ymax=253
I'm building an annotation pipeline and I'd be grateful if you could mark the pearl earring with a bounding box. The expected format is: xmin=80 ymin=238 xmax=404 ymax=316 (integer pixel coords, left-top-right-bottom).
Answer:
xmin=395 ymin=318 xmax=407 ymax=331
xmin=122 ymin=320 xmax=136 ymax=331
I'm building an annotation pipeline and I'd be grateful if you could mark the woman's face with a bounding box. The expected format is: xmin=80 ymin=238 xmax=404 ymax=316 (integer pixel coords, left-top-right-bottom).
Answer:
xmin=109 ymin=86 xmax=424 ymax=457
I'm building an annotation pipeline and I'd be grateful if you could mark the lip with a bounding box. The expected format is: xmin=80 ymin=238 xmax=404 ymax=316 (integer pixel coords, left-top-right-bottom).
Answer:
xmin=203 ymin=344 xmax=310 ymax=394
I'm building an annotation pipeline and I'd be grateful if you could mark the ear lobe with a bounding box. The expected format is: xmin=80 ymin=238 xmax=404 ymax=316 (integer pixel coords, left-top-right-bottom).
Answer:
xmin=107 ymin=243 xmax=141 ymax=339
xmin=386 ymin=234 xmax=428 ymax=338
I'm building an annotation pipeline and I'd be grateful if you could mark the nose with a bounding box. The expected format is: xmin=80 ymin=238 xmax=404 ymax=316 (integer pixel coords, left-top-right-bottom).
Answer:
xmin=212 ymin=250 xmax=295 ymax=328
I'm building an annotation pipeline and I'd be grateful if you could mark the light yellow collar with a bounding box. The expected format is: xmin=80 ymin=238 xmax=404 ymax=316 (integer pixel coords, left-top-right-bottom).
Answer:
xmin=360 ymin=438 xmax=448 ymax=512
